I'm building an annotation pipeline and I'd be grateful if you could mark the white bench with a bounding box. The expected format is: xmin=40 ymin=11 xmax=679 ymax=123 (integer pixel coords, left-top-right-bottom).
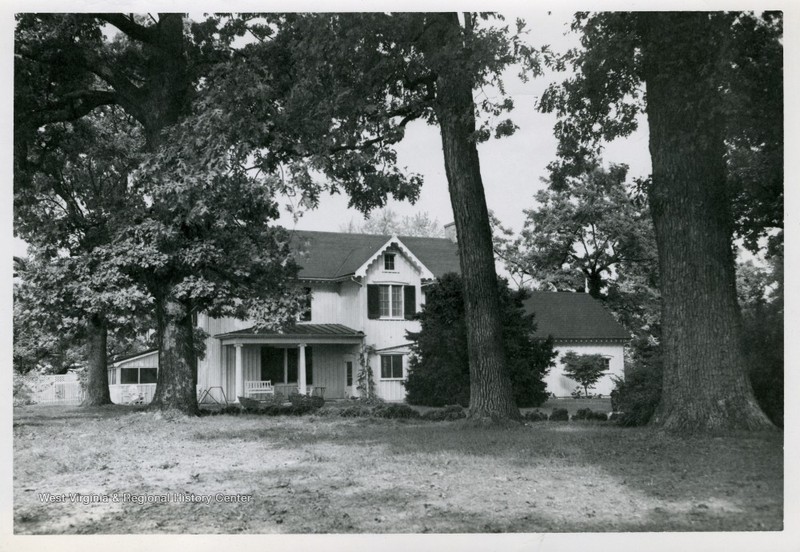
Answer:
xmin=245 ymin=380 xmax=275 ymax=400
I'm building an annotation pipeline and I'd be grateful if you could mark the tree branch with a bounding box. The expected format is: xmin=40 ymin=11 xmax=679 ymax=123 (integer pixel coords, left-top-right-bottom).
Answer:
xmin=25 ymin=90 xmax=117 ymax=127
xmin=96 ymin=14 xmax=159 ymax=46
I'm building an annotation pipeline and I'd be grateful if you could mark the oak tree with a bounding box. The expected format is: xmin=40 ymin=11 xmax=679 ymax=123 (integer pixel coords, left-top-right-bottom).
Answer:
xmin=539 ymin=12 xmax=780 ymax=431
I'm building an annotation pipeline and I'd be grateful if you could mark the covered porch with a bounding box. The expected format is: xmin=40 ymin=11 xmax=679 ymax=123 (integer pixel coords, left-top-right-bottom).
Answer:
xmin=214 ymin=324 xmax=364 ymax=403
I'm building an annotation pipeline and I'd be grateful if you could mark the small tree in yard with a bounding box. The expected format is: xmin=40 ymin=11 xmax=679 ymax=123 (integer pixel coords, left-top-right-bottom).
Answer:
xmin=405 ymin=273 xmax=555 ymax=408
xmin=561 ymin=352 xmax=608 ymax=398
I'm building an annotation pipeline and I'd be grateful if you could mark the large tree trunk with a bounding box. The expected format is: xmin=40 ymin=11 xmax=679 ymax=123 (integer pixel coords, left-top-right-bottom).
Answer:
xmin=82 ymin=313 xmax=112 ymax=406
xmin=129 ymin=14 xmax=199 ymax=415
xmin=639 ymin=13 xmax=772 ymax=431
xmin=151 ymin=298 xmax=200 ymax=415
xmin=426 ymin=13 xmax=519 ymax=421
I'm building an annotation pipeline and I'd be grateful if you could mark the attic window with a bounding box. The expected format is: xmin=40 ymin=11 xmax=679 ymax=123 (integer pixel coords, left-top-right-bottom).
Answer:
xmin=384 ymin=253 xmax=395 ymax=271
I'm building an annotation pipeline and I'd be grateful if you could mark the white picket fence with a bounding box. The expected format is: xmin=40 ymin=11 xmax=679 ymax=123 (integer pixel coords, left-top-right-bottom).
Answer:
xmin=23 ymin=373 xmax=85 ymax=405
xmin=18 ymin=375 xmax=207 ymax=407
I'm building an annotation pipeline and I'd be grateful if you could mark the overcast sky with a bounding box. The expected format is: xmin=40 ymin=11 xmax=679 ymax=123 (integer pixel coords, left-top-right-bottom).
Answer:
xmin=276 ymin=9 xmax=652 ymax=236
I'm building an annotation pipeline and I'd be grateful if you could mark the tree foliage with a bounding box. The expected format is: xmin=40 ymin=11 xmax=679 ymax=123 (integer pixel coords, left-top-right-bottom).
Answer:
xmin=560 ymin=352 xmax=608 ymax=398
xmin=12 ymin=106 xmax=154 ymax=403
xmin=494 ymin=163 xmax=658 ymax=299
xmin=539 ymin=12 xmax=780 ymax=431
xmin=405 ymin=273 xmax=555 ymax=408
xmin=15 ymin=12 xmax=542 ymax=419
xmin=737 ymin=253 xmax=784 ymax=427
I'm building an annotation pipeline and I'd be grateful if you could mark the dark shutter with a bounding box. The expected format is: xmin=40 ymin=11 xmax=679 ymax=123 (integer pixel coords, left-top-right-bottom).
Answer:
xmin=367 ymin=285 xmax=380 ymax=319
xmin=306 ymin=346 xmax=313 ymax=385
xmin=404 ymin=285 xmax=416 ymax=320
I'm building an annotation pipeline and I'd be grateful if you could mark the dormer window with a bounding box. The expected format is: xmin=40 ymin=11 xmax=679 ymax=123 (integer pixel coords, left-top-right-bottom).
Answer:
xmin=384 ymin=253 xmax=395 ymax=271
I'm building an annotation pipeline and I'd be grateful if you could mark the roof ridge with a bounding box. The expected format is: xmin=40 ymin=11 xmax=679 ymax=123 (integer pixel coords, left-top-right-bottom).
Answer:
xmin=291 ymin=228 xmax=451 ymax=242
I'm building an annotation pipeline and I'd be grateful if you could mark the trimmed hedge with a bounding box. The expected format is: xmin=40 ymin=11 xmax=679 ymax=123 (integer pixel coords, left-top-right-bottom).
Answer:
xmin=549 ymin=408 xmax=569 ymax=421
xmin=571 ymin=408 xmax=609 ymax=421
xmin=523 ymin=410 xmax=548 ymax=422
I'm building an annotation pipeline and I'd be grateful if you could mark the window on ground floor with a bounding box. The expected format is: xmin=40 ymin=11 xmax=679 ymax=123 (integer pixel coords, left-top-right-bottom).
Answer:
xmin=346 ymin=361 xmax=353 ymax=387
xmin=120 ymin=367 xmax=157 ymax=384
xmin=380 ymin=354 xmax=403 ymax=379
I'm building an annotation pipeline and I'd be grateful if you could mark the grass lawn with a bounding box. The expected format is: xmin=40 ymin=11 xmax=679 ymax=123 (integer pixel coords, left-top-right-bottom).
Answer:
xmin=13 ymin=404 xmax=783 ymax=534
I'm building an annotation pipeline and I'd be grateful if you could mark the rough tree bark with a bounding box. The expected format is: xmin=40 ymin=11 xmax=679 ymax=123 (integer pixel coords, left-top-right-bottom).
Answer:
xmin=639 ymin=13 xmax=773 ymax=431
xmin=426 ymin=13 xmax=519 ymax=421
xmin=82 ymin=313 xmax=112 ymax=406
xmin=151 ymin=299 xmax=200 ymax=416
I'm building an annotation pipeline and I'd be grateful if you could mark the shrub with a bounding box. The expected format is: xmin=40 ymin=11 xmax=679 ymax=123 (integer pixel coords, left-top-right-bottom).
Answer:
xmin=611 ymin=362 xmax=662 ymax=426
xmin=338 ymin=405 xmax=374 ymax=418
xmin=404 ymin=273 xmax=555 ymax=408
xmin=315 ymin=406 xmax=342 ymax=417
xmin=373 ymin=404 xmax=420 ymax=419
xmin=549 ymin=408 xmax=569 ymax=421
xmin=523 ymin=410 xmax=548 ymax=422
xmin=288 ymin=393 xmax=324 ymax=410
xmin=572 ymin=408 xmax=609 ymax=421
xmin=202 ymin=405 xmax=244 ymax=416
xmin=421 ymin=405 xmax=467 ymax=421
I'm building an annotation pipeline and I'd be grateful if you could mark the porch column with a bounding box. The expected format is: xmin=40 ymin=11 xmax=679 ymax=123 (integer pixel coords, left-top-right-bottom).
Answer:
xmin=298 ymin=343 xmax=307 ymax=395
xmin=283 ymin=348 xmax=288 ymax=384
xmin=234 ymin=343 xmax=244 ymax=401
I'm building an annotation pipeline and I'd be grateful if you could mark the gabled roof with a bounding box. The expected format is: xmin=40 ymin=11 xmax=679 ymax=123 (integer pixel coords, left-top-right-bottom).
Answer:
xmin=523 ymin=292 xmax=631 ymax=342
xmin=288 ymin=230 xmax=460 ymax=280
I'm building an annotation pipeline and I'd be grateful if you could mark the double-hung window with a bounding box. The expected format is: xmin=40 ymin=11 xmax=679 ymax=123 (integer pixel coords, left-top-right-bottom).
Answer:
xmin=378 ymin=285 xmax=403 ymax=318
xmin=368 ymin=284 xmax=416 ymax=320
xmin=380 ymin=355 xmax=403 ymax=379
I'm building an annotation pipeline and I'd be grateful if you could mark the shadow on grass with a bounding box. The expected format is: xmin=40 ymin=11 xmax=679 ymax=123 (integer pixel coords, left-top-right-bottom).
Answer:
xmin=14 ymin=404 xmax=148 ymax=426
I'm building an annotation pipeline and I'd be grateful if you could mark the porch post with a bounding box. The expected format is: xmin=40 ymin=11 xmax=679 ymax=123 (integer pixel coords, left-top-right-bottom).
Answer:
xmin=234 ymin=343 xmax=244 ymax=401
xmin=283 ymin=348 xmax=288 ymax=384
xmin=298 ymin=343 xmax=307 ymax=395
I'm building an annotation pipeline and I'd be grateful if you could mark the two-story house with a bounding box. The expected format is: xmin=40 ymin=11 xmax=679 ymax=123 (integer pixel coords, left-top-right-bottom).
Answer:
xmin=194 ymin=230 xmax=461 ymax=403
xmin=107 ymin=228 xmax=629 ymax=405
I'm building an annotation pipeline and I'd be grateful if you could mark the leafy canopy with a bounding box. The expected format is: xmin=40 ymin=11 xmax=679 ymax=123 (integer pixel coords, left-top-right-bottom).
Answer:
xmin=538 ymin=11 xmax=783 ymax=257
xmin=561 ymin=351 xmax=608 ymax=398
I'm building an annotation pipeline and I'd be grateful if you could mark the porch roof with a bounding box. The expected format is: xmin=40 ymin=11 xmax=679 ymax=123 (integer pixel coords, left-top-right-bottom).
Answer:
xmin=215 ymin=323 xmax=365 ymax=345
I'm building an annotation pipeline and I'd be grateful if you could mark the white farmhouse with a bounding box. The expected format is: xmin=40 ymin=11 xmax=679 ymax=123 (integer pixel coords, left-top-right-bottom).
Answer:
xmin=108 ymin=229 xmax=630 ymax=404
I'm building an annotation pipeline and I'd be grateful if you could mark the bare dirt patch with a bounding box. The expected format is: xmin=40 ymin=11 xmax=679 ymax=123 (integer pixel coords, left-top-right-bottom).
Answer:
xmin=13 ymin=404 xmax=782 ymax=534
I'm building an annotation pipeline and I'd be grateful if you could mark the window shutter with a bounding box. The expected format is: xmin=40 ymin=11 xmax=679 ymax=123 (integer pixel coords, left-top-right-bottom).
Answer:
xmin=367 ymin=285 xmax=380 ymax=319
xmin=404 ymin=285 xmax=416 ymax=320
xmin=306 ymin=346 xmax=313 ymax=385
